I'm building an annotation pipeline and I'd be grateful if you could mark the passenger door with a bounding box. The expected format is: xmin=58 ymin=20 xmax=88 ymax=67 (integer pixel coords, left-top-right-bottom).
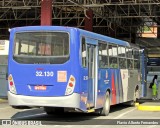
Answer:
xmin=86 ymin=41 xmax=98 ymax=109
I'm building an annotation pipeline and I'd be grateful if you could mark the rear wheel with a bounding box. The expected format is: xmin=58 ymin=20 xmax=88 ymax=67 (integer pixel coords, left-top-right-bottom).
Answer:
xmin=125 ymin=88 xmax=139 ymax=106
xmin=100 ymin=91 xmax=110 ymax=116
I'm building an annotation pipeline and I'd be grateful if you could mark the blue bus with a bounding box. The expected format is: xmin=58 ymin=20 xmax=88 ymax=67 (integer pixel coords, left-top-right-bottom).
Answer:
xmin=8 ymin=26 xmax=141 ymax=116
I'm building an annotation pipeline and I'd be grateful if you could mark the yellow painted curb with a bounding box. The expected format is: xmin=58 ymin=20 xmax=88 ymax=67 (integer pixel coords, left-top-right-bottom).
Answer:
xmin=136 ymin=102 xmax=160 ymax=111
xmin=138 ymin=105 xmax=160 ymax=111
xmin=135 ymin=102 xmax=160 ymax=111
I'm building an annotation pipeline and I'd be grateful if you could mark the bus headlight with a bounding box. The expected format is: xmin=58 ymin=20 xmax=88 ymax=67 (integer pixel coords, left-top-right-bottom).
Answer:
xmin=65 ymin=75 xmax=76 ymax=95
xmin=8 ymin=74 xmax=17 ymax=94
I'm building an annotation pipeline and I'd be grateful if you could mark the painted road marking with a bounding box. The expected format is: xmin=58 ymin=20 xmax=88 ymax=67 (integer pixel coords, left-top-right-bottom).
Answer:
xmin=113 ymin=108 xmax=136 ymax=119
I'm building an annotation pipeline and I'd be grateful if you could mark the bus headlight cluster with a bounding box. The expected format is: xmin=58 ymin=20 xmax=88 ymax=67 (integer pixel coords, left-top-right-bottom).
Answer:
xmin=65 ymin=75 xmax=75 ymax=95
xmin=8 ymin=74 xmax=17 ymax=94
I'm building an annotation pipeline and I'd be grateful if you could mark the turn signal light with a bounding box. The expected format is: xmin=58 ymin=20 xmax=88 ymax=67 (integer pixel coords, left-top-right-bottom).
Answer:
xmin=8 ymin=75 xmax=12 ymax=81
xmin=70 ymin=77 xmax=74 ymax=82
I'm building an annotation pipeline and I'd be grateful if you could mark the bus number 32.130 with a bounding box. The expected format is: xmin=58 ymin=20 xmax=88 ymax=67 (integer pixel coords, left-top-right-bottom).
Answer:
xmin=36 ymin=71 xmax=54 ymax=77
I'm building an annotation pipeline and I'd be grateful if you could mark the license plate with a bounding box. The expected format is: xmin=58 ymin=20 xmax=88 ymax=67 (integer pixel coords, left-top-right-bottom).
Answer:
xmin=34 ymin=85 xmax=46 ymax=90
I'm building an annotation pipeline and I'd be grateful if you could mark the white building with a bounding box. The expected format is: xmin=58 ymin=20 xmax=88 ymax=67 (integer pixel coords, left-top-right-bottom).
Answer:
xmin=0 ymin=40 xmax=9 ymax=97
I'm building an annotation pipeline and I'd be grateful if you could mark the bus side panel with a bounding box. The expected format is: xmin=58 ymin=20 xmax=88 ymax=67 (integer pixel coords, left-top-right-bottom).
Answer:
xmin=96 ymin=68 xmax=128 ymax=107
xmin=118 ymin=69 xmax=124 ymax=103
xmin=127 ymin=70 xmax=139 ymax=101
xmin=70 ymin=29 xmax=81 ymax=95
xmin=120 ymin=69 xmax=129 ymax=102
xmin=110 ymin=69 xmax=124 ymax=105
xmin=76 ymin=30 xmax=88 ymax=111
xmin=79 ymin=68 xmax=88 ymax=111
xmin=110 ymin=69 xmax=123 ymax=105
xmin=114 ymin=69 xmax=120 ymax=104
xmin=96 ymin=69 xmax=111 ymax=108
xmin=8 ymin=28 xmax=13 ymax=92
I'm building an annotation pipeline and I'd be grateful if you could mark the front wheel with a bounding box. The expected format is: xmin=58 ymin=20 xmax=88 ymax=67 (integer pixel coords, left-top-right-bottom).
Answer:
xmin=100 ymin=91 xmax=110 ymax=116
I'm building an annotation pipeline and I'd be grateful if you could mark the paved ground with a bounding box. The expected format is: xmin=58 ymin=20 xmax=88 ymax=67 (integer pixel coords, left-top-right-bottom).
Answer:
xmin=1 ymin=100 xmax=160 ymax=128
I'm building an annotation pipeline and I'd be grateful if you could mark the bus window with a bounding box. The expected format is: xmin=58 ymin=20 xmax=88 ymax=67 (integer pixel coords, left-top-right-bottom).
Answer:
xmin=98 ymin=42 xmax=108 ymax=68
xmin=127 ymin=59 xmax=133 ymax=69
xmin=14 ymin=40 xmax=37 ymax=55
xmin=133 ymin=49 xmax=140 ymax=69
xmin=119 ymin=58 xmax=127 ymax=69
xmin=134 ymin=60 xmax=138 ymax=69
xmin=108 ymin=45 xmax=112 ymax=56
xmin=112 ymin=45 xmax=117 ymax=56
xmin=38 ymin=43 xmax=51 ymax=55
xmin=13 ymin=32 xmax=69 ymax=64
xmin=81 ymin=37 xmax=86 ymax=67
xmin=109 ymin=57 xmax=118 ymax=68
xmin=108 ymin=44 xmax=118 ymax=68
xmin=133 ymin=49 xmax=139 ymax=59
xmin=118 ymin=45 xmax=126 ymax=69
xmin=118 ymin=46 xmax=126 ymax=57
xmin=126 ymin=48 xmax=133 ymax=58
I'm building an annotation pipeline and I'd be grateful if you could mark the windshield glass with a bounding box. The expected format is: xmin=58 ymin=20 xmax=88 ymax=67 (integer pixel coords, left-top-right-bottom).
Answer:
xmin=13 ymin=32 xmax=69 ymax=64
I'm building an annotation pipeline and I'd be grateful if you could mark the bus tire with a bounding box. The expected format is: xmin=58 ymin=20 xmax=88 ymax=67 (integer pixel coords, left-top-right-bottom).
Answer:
xmin=100 ymin=91 xmax=110 ymax=116
xmin=125 ymin=88 xmax=139 ymax=106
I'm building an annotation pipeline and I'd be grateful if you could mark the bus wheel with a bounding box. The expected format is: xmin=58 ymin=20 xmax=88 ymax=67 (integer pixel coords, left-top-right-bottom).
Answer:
xmin=100 ymin=91 xmax=110 ymax=116
xmin=125 ymin=88 xmax=139 ymax=106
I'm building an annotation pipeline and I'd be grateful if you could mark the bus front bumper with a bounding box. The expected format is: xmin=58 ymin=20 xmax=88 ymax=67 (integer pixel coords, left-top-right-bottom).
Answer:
xmin=8 ymin=91 xmax=80 ymax=108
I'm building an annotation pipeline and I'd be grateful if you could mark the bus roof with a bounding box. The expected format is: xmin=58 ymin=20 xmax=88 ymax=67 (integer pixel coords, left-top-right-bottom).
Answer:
xmin=78 ymin=28 xmax=129 ymax=47
xmin=11 ymin=26 xmax=130 ymax=47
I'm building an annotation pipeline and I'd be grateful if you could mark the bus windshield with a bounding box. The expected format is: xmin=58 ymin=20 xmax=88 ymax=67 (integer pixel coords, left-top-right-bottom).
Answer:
xmin=13 ymin=32 xmax=69 ymax=64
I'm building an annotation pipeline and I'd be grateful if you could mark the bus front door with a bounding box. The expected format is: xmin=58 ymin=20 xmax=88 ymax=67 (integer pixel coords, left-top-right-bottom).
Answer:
xmin=87 ymin=44 xmax=97 ymax=109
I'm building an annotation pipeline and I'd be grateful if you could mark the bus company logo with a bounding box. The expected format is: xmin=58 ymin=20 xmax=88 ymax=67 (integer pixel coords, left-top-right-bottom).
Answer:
xmin=34 ymin=85 xmax=46 ymax=90
xmin=106 ymin=70 xmax=108 ymax=79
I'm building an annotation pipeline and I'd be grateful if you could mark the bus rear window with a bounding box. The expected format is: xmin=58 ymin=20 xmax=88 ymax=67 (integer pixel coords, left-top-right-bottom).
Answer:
xmin=13 ymin=32 xmax=69 ymax=64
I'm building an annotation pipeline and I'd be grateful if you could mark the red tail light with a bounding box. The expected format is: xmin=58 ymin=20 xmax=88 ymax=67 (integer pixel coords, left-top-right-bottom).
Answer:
xmin=69 ymin=82 xmax=73 ymax=87
xmin=8 ymin=74 xmax=17 ymax=94
xmin=65 ymin=75 xmax=76 ymax=95
xmin=10 ymin=81 xmax=13 ymax=86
